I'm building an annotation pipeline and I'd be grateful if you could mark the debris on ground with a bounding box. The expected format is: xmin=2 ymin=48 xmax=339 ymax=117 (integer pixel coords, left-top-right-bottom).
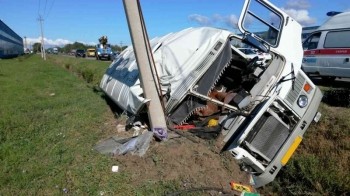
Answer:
xmin=113 ymin=131 xmax=153 ymax=156
xmin=111 ymin=165 xmax=119 ymax=173
xmin=230 ymin=181 xmax=252 ymax=192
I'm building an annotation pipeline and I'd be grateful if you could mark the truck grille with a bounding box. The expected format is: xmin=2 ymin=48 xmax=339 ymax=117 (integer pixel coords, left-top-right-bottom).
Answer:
xmin=245 ymin=114 xmax=290 ymax=160
xmin=286 ymin=73 xmax=305 ymax=105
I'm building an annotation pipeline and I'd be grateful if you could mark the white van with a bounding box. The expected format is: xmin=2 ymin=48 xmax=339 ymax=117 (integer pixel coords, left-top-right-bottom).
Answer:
xmin=302 ymin=12 xmax=350 ymax=81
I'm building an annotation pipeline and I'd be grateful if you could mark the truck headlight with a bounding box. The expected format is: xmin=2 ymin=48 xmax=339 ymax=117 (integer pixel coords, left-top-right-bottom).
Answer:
xmin=97 ymin=51 xmax=101 ymax=55
xmin=297 ymin=95 xmax=308 ymax=108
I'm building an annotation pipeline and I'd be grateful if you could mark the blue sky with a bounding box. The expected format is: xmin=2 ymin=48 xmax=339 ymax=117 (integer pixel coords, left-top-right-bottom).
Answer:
xmin=1 ymin=0 xmax=349 ymax=48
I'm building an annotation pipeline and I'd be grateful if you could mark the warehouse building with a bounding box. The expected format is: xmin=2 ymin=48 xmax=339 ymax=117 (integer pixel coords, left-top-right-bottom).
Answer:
xmin=0 ymin=19 xmax=24 ymax=59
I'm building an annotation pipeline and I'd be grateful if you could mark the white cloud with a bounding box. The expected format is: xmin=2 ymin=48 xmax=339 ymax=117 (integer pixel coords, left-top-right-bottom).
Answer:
xmin=25 ymin=37 xmax=97 ymax=47
xmin=188 ymin=14 xmax=239 ymax=29
xmin=280 ymin=0 xmax=316 ymax=26
xmin=26 ymin=37 xmax=72 ymax=47
xmin=281 ymin=8 xmax=316 ymax=26
xmin=224 ymin=14 xmax=239 ymax=29
xmin=188 ymin=14 xmax=211 ymax=26
xmin=285 ymin=0 xmax=310 ymax=10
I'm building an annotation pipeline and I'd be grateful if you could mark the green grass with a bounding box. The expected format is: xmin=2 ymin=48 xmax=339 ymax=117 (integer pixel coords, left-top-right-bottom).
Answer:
xmin=1 ymin=54 xmax=349 ymax=195
xmin=0 ymin=55 xmax=177 ymax=195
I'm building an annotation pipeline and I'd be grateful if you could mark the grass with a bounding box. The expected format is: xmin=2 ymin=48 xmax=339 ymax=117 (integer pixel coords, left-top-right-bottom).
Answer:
xmin=0 ymin=55 xmax=178 ymax=195
xmin=1 ymin=54 xmax=349 ymax=195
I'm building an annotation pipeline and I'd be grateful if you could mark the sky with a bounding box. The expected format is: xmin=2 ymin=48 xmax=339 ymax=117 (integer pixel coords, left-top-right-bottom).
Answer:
xmin=1 ymin=0 xmax=349 ymax=48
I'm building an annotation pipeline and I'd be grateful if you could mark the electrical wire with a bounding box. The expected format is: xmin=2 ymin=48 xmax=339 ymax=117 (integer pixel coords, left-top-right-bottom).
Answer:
xmin=38 ymin=0 xmax=41 ymax=15
xmin=45 ymin=0 xmax=55 ymax=19
xmin=43 ymin=0 xmax=48 ymax=16
xmin=136 ymin=0 xmax=167 ymax=115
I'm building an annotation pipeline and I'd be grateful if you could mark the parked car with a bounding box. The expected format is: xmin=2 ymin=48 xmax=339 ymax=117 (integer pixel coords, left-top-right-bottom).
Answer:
xmin=87 ymin=48 xmax=96 ymax=57
xmin=75 ymin=49 xmax=86 ymax=58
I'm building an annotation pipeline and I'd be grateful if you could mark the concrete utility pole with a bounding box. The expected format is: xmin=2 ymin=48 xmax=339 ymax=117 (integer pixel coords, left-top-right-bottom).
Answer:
xmin=119 ymin=41 xmax=123 ymax=52
xmin=122 ymin=0 xmax=167 ymax=139
xmin=38 ymin=15 xmax=46 ymax=60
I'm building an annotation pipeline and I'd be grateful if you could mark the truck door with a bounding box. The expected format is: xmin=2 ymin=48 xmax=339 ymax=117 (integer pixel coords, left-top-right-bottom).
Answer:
xmin=238 ymin=0 xmax=304 ymax=69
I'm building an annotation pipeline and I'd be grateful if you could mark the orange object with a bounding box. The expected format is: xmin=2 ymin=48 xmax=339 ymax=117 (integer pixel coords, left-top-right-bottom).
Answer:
xmin=303 ymin=82 xmax=312 ymax=93
xmin=230 ymin=181 xmax=252 ymax=192
xmin=173 ymin=124 xmax=196 ymax=130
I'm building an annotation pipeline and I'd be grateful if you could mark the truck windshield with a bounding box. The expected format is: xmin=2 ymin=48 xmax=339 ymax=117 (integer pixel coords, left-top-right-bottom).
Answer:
xmin=241 ymin=0 xmax=282 ymax=46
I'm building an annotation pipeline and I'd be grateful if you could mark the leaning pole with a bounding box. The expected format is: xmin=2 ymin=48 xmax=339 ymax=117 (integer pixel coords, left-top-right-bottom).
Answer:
xmin=122 ymin=0 xmax=167 ymax=139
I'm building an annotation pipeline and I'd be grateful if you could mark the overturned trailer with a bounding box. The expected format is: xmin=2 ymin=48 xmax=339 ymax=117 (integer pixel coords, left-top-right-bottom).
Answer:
xmin=100 ymin=0 xmax=322 ymax=187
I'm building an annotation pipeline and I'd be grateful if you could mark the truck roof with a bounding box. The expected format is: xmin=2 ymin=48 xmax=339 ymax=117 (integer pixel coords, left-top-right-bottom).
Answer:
xmin=317 ymin=12 xmax=350 ymax=31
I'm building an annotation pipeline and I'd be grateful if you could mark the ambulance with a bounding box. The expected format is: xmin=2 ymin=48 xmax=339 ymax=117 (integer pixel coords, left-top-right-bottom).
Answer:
xmin=302 ymin=12 xmax=350 ymax=81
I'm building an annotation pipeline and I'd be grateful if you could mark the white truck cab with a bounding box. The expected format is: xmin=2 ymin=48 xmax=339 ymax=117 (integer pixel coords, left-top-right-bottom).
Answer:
xmin=302 ymin=12 xmax=350 ymax=81
xmin=100 ymin=0 xmax=322 ymax=187
xmin=220 ymin=0 xmax=323 ymax=187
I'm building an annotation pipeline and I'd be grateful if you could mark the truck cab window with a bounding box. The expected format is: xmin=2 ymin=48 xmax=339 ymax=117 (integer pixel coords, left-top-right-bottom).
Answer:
xmin=303 ymin=32 xmax=321 ymax=50
xmin=241 ymin=0 xmax=282 ymax=46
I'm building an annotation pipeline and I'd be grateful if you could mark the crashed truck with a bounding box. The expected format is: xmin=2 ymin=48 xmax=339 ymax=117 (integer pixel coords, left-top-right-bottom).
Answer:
xmin=100 ymin=0 xmax=322 ymax=188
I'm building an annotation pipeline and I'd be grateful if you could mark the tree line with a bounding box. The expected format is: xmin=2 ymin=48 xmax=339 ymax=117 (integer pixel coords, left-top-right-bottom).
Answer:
xmin=32 ymin=42 xmax=127 ymax=53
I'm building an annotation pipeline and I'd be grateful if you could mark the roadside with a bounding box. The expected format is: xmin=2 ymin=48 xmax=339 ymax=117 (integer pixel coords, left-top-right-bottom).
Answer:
xmin=1 ymin=55 xmax=348 ymax=195
xmin=0 ymin=55 xmax=251 ymax=195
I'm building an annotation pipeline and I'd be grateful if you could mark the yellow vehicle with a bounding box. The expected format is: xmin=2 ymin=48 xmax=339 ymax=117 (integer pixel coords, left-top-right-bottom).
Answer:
xmin=87 ymin=48 xmax=96 ymax=57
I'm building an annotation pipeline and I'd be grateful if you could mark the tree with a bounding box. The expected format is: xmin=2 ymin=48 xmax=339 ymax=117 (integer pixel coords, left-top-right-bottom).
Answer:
xmin=32 ymin=42 xmax=42 ymax=53
xmin=62 ymin=42 xmax=86 ymax=53
xmin=111 ymin=44 xmax=127 ymax=52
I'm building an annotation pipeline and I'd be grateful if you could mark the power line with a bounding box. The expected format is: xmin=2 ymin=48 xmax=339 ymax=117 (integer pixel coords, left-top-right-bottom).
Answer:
xmin=45 ymin=0 xmax=55 ymax=19
xmin=43 ymin=0 xmax=48 ymax=17
xmin=38 ymin=0 xmax=41 ymax=15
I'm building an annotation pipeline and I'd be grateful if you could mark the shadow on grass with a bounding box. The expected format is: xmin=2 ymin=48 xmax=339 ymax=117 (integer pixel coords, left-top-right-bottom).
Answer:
xmin=91 ymin=85 xmax=124 ymax=117
xmin=322 ymin=89 xmax=350 ymax=107
xmin=309 ymin=77 xmax=350 ymax=107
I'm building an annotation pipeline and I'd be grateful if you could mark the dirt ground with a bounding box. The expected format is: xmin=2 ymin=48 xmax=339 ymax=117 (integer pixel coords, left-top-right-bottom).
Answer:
xmin=101 ymin=115 xmax=252 ymax=195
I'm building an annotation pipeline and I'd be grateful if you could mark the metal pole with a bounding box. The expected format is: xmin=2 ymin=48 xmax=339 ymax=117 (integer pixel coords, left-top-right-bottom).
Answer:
xmin=24 ymin=36 xmax=27 ymax=49
xmin=38 ymin=15 xmax=46 ymax=60
xmin=122 ymin=0 xmax=167 ymax=140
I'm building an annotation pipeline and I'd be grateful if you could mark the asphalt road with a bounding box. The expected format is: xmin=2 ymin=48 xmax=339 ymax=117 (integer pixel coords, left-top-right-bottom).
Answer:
xmin=61 ymin=54 xmax=113 ymax=61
